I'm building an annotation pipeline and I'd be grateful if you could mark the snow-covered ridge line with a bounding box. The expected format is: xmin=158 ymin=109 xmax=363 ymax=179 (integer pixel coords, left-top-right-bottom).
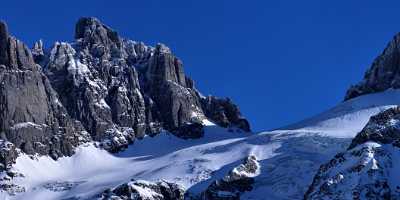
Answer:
xmin=281 ymin=89 xmax=400 ymax=138
xmin=305 ymin=106 xmax=400 ymax=199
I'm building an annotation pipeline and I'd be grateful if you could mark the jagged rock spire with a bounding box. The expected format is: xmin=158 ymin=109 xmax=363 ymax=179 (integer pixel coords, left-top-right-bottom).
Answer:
xmin=0 ymin=21 xmax=9 ymax=66
xmin=32 ymin=39 xmax=45 ymax=64
xmin=32 ymin=39 xmax=44 ymax=56
xmin=0 ymin=21 xmax=35 ymax=70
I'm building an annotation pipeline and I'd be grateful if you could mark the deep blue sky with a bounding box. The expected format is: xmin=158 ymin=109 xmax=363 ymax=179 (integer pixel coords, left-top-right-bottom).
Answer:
xmin=2 ymin=1 xmax=400 ymax=132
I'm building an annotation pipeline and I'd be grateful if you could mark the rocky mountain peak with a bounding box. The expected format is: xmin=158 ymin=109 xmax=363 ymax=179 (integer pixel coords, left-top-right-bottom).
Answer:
xmin=74 ymin=17 xmax=122 ymax=58
xmin=0 ymin=21 xmax=35 ymax=70
xmin=155 ymin=43 xmax=172 ymax=54
xmin=75 ymin=17 xmax=119 ymax=42
xmin=345 ymin=33 xmax=400 ymax=100
xmin=0 ymin=17 xmax=251 ymax=172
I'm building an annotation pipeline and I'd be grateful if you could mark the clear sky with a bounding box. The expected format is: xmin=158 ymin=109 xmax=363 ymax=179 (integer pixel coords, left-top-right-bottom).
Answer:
xmin=2 ymin=0 xmax=400 ymax=132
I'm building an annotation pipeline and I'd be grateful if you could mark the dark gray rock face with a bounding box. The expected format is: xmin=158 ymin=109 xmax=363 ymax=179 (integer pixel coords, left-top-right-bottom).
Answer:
xmin=0 ymin=141 xmax=17 ymax=171
xmin=144 ymin=43 xmax=204 ymax=134
xmin=0 ymin=17 xmax=251 ymax=164
xmin=44 ymin=18 xmax=151 ymax=147
xmin=0 ymin=22 xmax=89 ymax=168
xmin=100 ymin=180 xmax=185 ymax=200
xmin=0 ymin=21 xmax=8 ymax=66
xmin=201 ymin=96 xmax=250 ymax=132
xmin=0 ymin=22 xmax=35 ymax=70
xmin=44 ymin=17 xmax=202 ymax=146
xmin=345 ymin=34 xmax=400 ymax=100
xmin=75 ymin=17 xmax=122 ymax=58
xmin=44 ymin=41 xmax=146 ymax=142
xmin=173 ymin=122 xmax=204 ymax=139
xmin=41 ymin=17 xmax=250 ymax=151
xmin=200 ymin=155 xmax=259 ymax=200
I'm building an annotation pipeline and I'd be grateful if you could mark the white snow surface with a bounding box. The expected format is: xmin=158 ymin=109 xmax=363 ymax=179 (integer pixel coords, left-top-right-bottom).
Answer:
xmin=2 ymin=89 xmax=400 ymax=200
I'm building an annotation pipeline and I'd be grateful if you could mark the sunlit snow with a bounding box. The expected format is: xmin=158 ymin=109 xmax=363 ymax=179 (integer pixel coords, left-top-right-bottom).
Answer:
xmin=3 ymin=89 xmax=400 ymax=200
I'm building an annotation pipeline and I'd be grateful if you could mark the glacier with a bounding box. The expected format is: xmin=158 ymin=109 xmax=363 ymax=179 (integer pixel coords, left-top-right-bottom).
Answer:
xmin=2 ymin=89 xmax=400 ymax=200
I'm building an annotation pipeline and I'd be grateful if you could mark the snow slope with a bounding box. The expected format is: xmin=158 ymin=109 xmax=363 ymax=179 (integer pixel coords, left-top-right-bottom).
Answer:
xmin=283 ymin=89 xmax=400 ymax=137
xmin=2 ymin=89 xmax=400 ymax=200
xmin=304 ymin=142 xmax=400 ymax=199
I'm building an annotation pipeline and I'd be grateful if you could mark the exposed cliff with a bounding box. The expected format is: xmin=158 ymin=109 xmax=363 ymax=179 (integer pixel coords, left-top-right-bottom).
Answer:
xmin=0 ymin=17 xmax=251 ymax=168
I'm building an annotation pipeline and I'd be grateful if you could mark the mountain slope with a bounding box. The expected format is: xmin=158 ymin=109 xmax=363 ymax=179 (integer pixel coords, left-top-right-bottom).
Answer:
xmin=305 ymin=107 xmax=400 ymax=199
xmin=1 ymin=87 xmax=399 ymax=200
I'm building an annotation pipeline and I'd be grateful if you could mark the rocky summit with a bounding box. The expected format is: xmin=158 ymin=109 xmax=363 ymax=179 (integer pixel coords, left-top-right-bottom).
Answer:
xmin=345 ymin=33 xmax=400 ymax=100
xmin=0 ymin=17 xmax=250 ymax=168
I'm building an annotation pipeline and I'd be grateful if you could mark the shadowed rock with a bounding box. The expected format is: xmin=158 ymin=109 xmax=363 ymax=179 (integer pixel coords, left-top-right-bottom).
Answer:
xmin=100 ymin=180 xmax=185 ymax=200
xmin=0 ymin=21 xmax=9 ymax=66
xmin=201 ymin=96 xmax=251 ymax=132
xmin=200 ymin=155 xmax=259 ymax=200
xmin=0 ymin=17 xmax=251 ymax=166
xmin=0 ymin=21 xmax=89 ymax=169
xmin=348 ymin=106 xmax=400 ymax=149
xmin=345 ymin=33 xmax=400 ymax=100
xmin=0 ymin=21 xmax=35 ymax=70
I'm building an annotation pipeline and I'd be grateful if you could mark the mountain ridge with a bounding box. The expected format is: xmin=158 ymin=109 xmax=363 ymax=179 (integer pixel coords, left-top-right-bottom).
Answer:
xmin=0 ymin=17 xmax=250 ymax=173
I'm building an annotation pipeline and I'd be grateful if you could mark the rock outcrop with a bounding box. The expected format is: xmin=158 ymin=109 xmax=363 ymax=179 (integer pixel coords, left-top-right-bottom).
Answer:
xmin=348 ymin=106 xmax=400 ymax=149
xmin=200 ymin=155 xmax=260 ymax=200
xmin=0 ymin=21 xmax=89 ymax=169
xmin=143 ymin=43 xmax=204 ymax=135
xmin=201 ymin=96 xmax=250 ymax=132
xmin=305 ymin=107 xmax=400 ymax=200
xmin=100 ymin=180 xmax=185 ymax=200
xmin=345 ymin=33 xmax=400 ymax=100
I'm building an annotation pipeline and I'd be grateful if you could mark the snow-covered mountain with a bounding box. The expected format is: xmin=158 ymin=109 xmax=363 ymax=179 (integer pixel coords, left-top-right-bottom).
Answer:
xmin=1 ymin=88 xmax=398 ymax=200
xmin=304 ymin=107 xmax=400 ymax=199
xmin=1 ymin=17 xmax=400 ymax=200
